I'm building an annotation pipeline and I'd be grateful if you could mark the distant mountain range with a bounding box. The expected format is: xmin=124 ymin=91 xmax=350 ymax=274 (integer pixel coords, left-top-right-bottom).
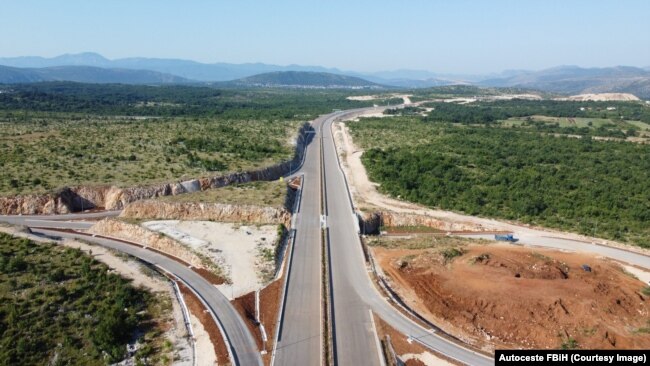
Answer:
xmin=0 ymin=65 xmax=188 ymax=84
xmin=0 ymin=53 xmax=649 ymax=98
xmin=0 ymin=52 xmax=455 ymax=86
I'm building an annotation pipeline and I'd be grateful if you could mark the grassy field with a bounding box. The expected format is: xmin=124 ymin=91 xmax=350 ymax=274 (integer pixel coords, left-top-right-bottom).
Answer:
xmin=367 ymin=234 xmax=487 ymax=250
xmin=501 ymin=116 xmax=616 ymax=128
xmin=349 ymin=116 xmax=650 ymax=247
xmin=157 ymin=180 xmax=289 ymax=208
xmin=627 ymin=120 xmax=650 ymax=134
xmin=0 ymin=82 xmax=389 ymax=197
xmin=499 ymin=115 xmax=649 ymax=138
xmin=0 ymin=112 xmax=300 ymax=195
xmin=0 ymin=233 xmax=171 ymax=365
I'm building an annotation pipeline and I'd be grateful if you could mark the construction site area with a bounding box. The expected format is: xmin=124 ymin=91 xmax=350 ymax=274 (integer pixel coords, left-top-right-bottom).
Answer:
xmin=370 ymin=237 xmax=650 ymax=352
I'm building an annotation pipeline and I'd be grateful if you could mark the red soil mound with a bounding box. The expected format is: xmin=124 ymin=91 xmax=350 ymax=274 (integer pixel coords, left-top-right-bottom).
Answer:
xmin=375 ymin=245 xmax=650 ymax=351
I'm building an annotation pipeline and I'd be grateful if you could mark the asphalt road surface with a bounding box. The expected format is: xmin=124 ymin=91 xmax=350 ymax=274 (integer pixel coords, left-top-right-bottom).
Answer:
xmin=272 ymin=114 xmax=326 ymax=366
xmin=0 ymin=210 xmax=119 ymax=230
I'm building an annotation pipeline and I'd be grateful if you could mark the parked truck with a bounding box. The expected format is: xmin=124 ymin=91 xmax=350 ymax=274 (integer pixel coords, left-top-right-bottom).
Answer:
xmin=495 ymin=233 xmax=519 ymax=242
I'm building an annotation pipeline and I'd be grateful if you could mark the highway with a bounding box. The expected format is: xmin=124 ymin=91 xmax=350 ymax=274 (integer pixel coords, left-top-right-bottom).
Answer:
xmin=272 ymin=114 xmax=325 ymax=366
xmin=274 ymin=109 xmax=390 ymax=366
xmin=322 ymin=113 xmax=383 ymax=366
xmin=2 ymin=225 xmax=263 ymax=366
xmin=4 ymin=107 xmax=650 ymax=366
xmin=320 ymin=109 xmax=493 ymax=366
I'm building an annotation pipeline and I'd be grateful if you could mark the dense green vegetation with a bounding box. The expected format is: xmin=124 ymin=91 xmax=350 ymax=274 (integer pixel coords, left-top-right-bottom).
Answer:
xmin=422 ymin=100 xmax=650 ymax=124
xmin=418 ymin=99 xmax=650 ymax=139
xmin=367 ymin=234 xmax=484 ymax=250
xmin=0 ymin=82 xmax=379 ymax=195
xmin=231 ymin=71 xmax=380 ymax=87
xmin=0 ymin=82 xmax=374 ymax=118
xmin=0 ymin=113 xmax=299 ymax=194
xmin=0 ymin=233 xmax=167 ymax=365
xmin=350 ymin=116 xmax=650 ymax=247
xmin=157 ymin=180 xmax=289 ymax=208
xmin=383 ymin=106 xmax=425 ymax=116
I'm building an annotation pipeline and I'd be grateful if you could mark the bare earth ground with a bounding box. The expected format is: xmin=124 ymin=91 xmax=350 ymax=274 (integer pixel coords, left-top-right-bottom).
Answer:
xmin=231 ymin=279 xmax=283 ymax=365
xmin=259 ymin=279 xmax=282 ymax=364
xmin=0 ymin=225 xmax=197 ymax=366
xmin=143 ymin=220 xmax=278 ymax=299
xmin=346 ymin=94 xmax=413 ymax=105
xmin=487 ymin=94 xmax=543 ymax=100
xmin=188 ymin=312 xmax=217 ymax=366
xmin=373 ymin=244 xmax=650 ymax=352
xmin=562 ymin=93 xmax=640 ymax=101
xmin=179 ymin=283 xmax=229 ymax=365
xmin=332 ymin=117 xmax=650 ymax=257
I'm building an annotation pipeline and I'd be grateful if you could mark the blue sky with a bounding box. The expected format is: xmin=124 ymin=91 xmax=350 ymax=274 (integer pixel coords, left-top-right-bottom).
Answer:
xmin=2 ymin=0 xmax=649 ymax=74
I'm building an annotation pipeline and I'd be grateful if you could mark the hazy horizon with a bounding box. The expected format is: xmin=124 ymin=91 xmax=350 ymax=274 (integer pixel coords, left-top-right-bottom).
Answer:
xmin=2 ymin=0 xmax=649 ymax=74
xmin=2 ymin=51 xmax=648 ymax=78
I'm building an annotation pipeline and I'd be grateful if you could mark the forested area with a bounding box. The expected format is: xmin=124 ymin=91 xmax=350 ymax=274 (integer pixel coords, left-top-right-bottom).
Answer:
xmin=351 ymin=117 xmax=650 ymax=247
xmin=422 ymin=100 xmax=650 ymax=124
xmin=0 ymin=233 xmax=164 ymax=365
xmin=0 ymin=82 xmax=373 ymax=119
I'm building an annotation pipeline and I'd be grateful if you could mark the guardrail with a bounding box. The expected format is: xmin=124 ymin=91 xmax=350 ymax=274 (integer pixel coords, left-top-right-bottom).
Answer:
xmin=369 ymin=309 xmax=388 ymax=366
xmin=164 ymin=268 xmax=237 ymax=365
xmin=270 ymin=174 xmax=303 ymax=366
xmin=172 ymin=279 xmax=197 ymax=366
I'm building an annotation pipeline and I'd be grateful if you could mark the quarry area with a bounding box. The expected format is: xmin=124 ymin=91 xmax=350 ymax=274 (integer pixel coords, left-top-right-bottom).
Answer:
xmin=370 ymin=237 xmax=650 ymax=352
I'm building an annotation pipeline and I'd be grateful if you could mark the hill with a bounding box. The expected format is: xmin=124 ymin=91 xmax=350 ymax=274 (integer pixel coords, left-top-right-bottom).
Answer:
xmin=0 ymin=65 xmax=190 ymax=84
xmin=0 ymin=65 xmax=44 ymax=83
xmin=481 ymin=66 xmax=650 ymax=99
xmin=225 ymin=71 xmax=383 ymax=89
xmin=0 ymin=53 xmax=346 ymax=82
xmin=2 ymin=53 xmax=649 ymax=93
xmin=0 ymin=52 xmax=450 ymax=86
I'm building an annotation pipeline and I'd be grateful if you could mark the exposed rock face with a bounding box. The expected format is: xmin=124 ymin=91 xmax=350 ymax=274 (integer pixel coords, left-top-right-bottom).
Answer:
xmin=88 ymin=218 xmax=206 ymax=268
xmin=0 ymin=123 xmax=313 ymax=215
xmin=0 ymin=194 xmax=69 ymax=215
xmin=121 ymin=200 xmax=290 ymax=226
xmin=358 ymin=211 xmax=490 ymax=234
